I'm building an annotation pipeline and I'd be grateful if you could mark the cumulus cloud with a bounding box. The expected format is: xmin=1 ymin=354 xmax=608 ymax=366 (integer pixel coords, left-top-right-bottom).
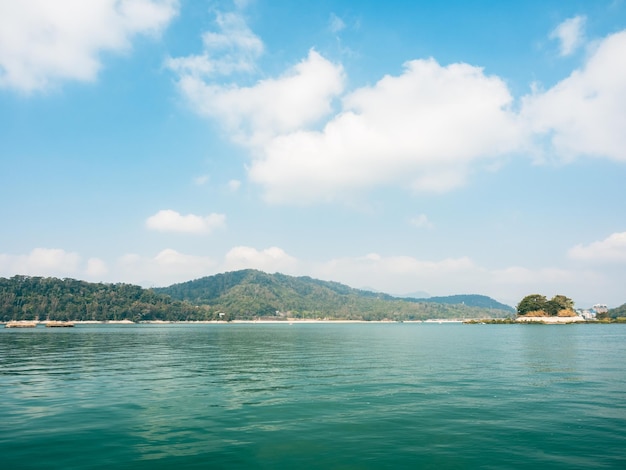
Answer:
xmin=0 ymin=0 xmax=178 ymax=93
xmin=165 ymin=9 xmax=263 ymax=78
xmin=2 ymin=246 xmax=621 ymax=306
xmin=550 ymin=15 xmax=586 ymax=56
xmin=568 ymin=232 xmax=626 ymax=263
xmin=85 ymin=258 xmax=109 ymax=278
xmin=0 ymin=248 xmax=81 ymax=277
xmin=314 ymin=253 xmax=479 ymax=296
xmin=310 ymin=253 xmax=615 ymax=307
xmin=171 ymin=49 xmax=345 ymax=146
xmin=223 ymin=246 xmax=299 ymax=273
xmin=114 ymin=246 xmax=298 ymax=286
xmin=118 ymin=249 xmax=216 ymax=286
xmin=146 ymin=209 xmax=226 ymax=234
xmin=169 ymin=10 xmax=527 ymax=204
xmin=522 ymin=30 xmax=626 ymax=162
xmin=249 ymin=58 xmax=521 ymax=203
xmin=171 ymin=15 xmax=626 ymax=205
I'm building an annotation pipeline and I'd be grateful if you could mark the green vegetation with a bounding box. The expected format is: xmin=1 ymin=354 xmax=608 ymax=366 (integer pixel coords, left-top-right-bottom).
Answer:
xmin=607 ymin=303 xmax=626 ymax=321
xmin=1 ymin=270 xmax=514 ymax=322
xmin=464 ymin=318 xmax=518 ymax=324
xmin=0 ymin=276 xmax=210 ymax=322
xmin=516 ymin=293 xmax=575 ymax=316
xmin=155 ymin=270 xmax=513 ymax=320
xmin=405 ymin=294 xmax=514 ymax=312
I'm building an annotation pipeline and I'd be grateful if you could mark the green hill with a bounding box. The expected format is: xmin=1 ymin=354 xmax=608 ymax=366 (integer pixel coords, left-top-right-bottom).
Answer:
xmin=0 ymin=270 xmax=514 ymax=322
xmin=155 ymin=269 xmax=513 ymax=320
xmin=0 ymin=275 xmax=207 ymax=322
xmin=608 ymin=303 xmax=626 ymax=319
xmin=406 ymin=294 xmax=515 ymax=312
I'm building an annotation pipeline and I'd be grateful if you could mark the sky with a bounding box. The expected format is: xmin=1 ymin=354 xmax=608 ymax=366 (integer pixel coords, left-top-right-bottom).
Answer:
xmin=1 ymin=0 xmax=626 ymax=309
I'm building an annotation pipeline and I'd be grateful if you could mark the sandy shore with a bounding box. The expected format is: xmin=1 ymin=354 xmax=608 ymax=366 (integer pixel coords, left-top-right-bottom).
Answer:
xmin=515 ymin=315 xmax=587 ymax=323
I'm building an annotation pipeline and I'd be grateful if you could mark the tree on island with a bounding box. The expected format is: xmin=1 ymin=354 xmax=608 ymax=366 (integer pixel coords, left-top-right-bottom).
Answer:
xmin=517 ymin=294 xmax=575 ymax=316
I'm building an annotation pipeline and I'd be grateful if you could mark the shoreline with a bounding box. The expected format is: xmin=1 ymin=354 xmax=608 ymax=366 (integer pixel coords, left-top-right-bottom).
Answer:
xmin=514 ymin=315 xmax=587 ymax=323
xmin=1 ymin=319 xmax=468 ymax=326
xmin=2 ymin=317 xmax=613 ymax=326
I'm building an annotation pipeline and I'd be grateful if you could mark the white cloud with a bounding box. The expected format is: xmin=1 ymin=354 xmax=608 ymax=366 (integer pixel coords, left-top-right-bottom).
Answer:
xmin=104 ymin=248 xmax=619 ymax=306
xmin=171 ymin=49 xmax=345 ymax=146
xmin=491 ymin=266 xmax=581 ymax=285
xmin=0 ymin=248 xmax=81 ymax=277
xmin=172 ymin=18 xmax=626 ymax=205
xmin=249 ymin=58 xmax=521 ymax=203
xmin=2 ymin=246 xmax=622 ymax=307
xmin=118 ymin=249 xmax=216 ymax=286
xmin=165 ymin=10 xmax=263 ymax=78
xmin=409 ymin=214 xmax=434 ymax=229
xmin=522 ymin=30 xmax=626 ymax=162
xmin=487 ymin=265 xmax=605 ymax=307
xmin=329 ymin=13 xmax=346 ymax=34
xmin=568 ymin=232 xmax=626 ymax=263
xmin=550 ymin=15 xmax=586 ymax=56
xmin=311 ymin=253 xmax=492 ymax=299
xmin=223 ymin=246 xmax=299 ymax=273
xmin=311 ymin=253 xmax=616 ymax=307
xmin=146 ymin=209 xmax=226 ymax=234
xmin=85 ymin=257 xmax=109 ymax=278
xmin=0 ymin=0 xmax=178 ymax=93
xmin=113 ymin=247 xmax=298 ymax=286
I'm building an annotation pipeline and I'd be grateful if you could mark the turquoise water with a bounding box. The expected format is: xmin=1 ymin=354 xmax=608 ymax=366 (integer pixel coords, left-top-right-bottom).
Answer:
xmin=1 ymin=323 xmax=625 ymax=469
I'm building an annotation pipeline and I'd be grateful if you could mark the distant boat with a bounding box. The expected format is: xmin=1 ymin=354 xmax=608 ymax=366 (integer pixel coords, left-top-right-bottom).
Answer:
xmin=5 ymin=321 xmax=38 ymax=328
xmin=45 ymin=321 xmax=74 ymax=328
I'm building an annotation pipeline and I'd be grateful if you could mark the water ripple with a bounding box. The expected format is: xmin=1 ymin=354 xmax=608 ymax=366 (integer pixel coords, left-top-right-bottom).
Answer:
xmin=1 ymin=323 xmax=625 ymax=469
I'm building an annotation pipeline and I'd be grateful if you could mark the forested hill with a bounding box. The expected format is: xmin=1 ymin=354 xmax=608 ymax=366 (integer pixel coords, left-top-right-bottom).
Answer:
xmin=608 ymin=303 xmax=626 ymax=319
xmin=1 ymin=271 xmax=514 ymax=322
xmin=0 ymin=276 xmax=205 ymax=322
xmin=407 ymin=294 xmax=515 ymax=312
xmin=155 ymin=269 xmax=513 ymax=320
xmin=155 ymin=269 xmax=394 ymax=305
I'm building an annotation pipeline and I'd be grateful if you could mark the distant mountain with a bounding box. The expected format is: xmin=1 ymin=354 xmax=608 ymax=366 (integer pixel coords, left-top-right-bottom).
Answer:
xmin=403 ymin=294 xmax=515 ymax=313
xmin=393 ymin=291 xmax=431 ymax=299
xmin=155 ymin=269 xmax=514 ymax=320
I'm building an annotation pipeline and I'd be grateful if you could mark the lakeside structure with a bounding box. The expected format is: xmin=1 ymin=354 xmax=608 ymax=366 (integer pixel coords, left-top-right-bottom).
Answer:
xmin=45 ymin=321 xmax=75 ymax=328
xmin=5 ymin=321 xmax=38 ymax=328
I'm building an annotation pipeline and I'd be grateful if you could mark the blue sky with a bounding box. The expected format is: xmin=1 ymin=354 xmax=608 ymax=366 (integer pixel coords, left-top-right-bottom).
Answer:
xmin=1 ymin=0 xmax=625 ymax=308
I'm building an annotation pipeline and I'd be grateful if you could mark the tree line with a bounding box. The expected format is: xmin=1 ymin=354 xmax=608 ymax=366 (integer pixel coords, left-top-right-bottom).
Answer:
xmin=1 ymin=273 xmax=515 ymax=322
xmin=0 ymin=276 xmax=214 ymax=322
xmin=516 ymin=294 xmax=575 ymax=316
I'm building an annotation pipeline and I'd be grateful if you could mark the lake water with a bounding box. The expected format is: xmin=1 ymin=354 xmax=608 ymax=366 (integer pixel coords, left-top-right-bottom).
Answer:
xmin=1 ymin=323 xmax=625 ymax=469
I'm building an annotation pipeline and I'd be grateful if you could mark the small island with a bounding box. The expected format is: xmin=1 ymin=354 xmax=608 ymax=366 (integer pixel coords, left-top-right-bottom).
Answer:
xmin=514 ymin=294 xmax=583 ymax=323
xmin=466 ymin=294 xmax=626 ymax=324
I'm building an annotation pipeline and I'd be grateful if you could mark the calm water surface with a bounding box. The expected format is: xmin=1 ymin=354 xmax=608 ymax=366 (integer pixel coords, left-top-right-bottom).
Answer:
xmin=1 ymin=323 xmax=625 ymax=469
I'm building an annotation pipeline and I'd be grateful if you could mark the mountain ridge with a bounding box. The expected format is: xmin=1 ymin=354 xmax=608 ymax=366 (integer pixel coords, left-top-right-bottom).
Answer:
xmin=1 ymin=270 xmax=514 ymax=322
xmin=155 ymin=269 xmax=515 ymax=318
